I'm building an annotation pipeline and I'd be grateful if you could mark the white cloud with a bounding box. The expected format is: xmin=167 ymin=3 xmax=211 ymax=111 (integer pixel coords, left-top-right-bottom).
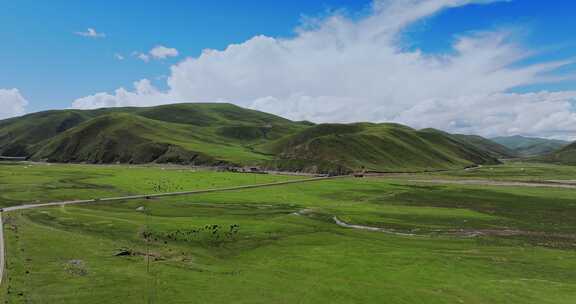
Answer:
xmin=136 ymin=53 xmax=150 ymax=62
xmin=114 ymin=53 xmax=125 ymax=60
xmin=134 ymin=45 xmax=179 ymax=62
xmin=75 ymin=28 xmax=106 ymax=38
xmin=0 ymin=88 xmax=28 ymax=120
xmin=71 ymin=0 xmax=576 ymax=139
xmin=393 ymin=91 xmax=576 ymax=139
xmin=72 ymin=79 xmax=169 ymax=109
xmin=150 ymin=45 xmax=179 ymax=59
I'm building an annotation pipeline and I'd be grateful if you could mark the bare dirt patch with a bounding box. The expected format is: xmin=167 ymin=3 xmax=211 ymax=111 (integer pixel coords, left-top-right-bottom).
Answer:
xmin=65 ymin=259 xmax=88 ymax=276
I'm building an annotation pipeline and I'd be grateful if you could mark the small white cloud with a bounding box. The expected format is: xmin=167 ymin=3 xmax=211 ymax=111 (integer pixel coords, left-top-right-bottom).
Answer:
xmin=149 ymin=45 xmax=179 ymax=59
xmin=136 ymin=53 xmax=151 ymax=62
xmin=114 ymin=53 xmax=125 ymax=60
xmin=0 ymin=88 xmax=28 ymax=120
xmin=75 ymin=28 xmax=106 ymax=38
xmin=133 ymin=45 xmax=179 ymax=62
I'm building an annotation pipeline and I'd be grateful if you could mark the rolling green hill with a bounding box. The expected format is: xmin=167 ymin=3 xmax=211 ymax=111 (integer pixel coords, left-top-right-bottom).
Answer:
xmin=0 ymin=103 xmax=306 ymax=165
xmin=491 ymin=135 xmax=569 ymax=156
xmin=538 ymin=142 xmax=576 ymax=165
xmin=0 ymin=110 xmax=95 ymax=156
xmin=259 ymin=124 xmax=500 ymax=173
xmin=0 ymin=103 xmax=501 ymax=173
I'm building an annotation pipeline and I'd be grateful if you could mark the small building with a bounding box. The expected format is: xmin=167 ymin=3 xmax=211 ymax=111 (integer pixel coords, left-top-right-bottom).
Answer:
xmin=353 ymin=166 xmax=367 ymax=178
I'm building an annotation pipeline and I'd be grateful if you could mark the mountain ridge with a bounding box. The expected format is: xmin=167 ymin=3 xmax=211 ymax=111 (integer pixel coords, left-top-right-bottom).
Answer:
xmin=1 ymin=103 xmax=507 ymax=173
xmin=491 ymin=135 xmax=569 ymax=157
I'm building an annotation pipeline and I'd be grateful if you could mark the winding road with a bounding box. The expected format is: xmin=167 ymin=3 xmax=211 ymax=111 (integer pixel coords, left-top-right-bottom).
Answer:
xmin=0 ymin=174 xmax=347 ymax=286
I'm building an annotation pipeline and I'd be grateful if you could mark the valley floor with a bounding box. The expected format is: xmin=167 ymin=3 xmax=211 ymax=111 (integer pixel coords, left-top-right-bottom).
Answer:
xmin=0 ymin=162 xmax=575 ymax=303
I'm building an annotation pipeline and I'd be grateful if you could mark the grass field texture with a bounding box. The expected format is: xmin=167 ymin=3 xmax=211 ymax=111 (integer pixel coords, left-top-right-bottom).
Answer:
xmin=0 ymin=162 xmax=575 ymax=303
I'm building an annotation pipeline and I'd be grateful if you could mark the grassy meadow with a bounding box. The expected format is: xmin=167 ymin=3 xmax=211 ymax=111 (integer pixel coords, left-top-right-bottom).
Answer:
xmin=0 ymin=162 xmax=304 ymax=207
xmin=0 ymin=162 xmax=575 ymax=303
xmin=428 ymin=161 xmax=576 ymax=181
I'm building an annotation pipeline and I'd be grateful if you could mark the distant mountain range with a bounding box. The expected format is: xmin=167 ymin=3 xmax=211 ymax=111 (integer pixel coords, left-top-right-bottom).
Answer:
xmin=0 ymin=103 xmax=573 ymax=173
xmin=491 ymin=135 xmax=570 ymax=157
xmin=451 ymin=134 xmax=516 ymax=159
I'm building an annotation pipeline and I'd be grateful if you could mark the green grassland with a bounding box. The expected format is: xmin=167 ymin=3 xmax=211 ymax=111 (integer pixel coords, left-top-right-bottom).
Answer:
xmin=426 ymin=161 xmax=576 ymax=181
xmin=1 ymin=162 xmax=576 ymax=303
xmin=0 ymin=162 xmax=303 ymax=207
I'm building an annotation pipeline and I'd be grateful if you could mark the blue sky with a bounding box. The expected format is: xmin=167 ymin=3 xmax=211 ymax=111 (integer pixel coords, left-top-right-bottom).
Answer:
xmin=1 ymin=0 xmax=576 ymax=138
xmin=0 ymin=0 xmax=369 ymax=112
xmin=1 ymin=0 xmax=575 ymax=112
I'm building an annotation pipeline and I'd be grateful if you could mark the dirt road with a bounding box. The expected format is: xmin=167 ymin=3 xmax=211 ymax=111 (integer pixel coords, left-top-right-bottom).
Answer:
xmin=0 ymin=174 xmax=347 ymax=286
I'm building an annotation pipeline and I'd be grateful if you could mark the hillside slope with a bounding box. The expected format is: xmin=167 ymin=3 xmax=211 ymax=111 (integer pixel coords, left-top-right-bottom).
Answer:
xmin=0 ymin=103 xmax=305 ymax=164
xmin=0 ymin=110 xmax=96 ymax=156
xmin=538 ymin=142 xmax=576 ymax=165
xmin=0 ymin=103 xmax=304 ymax=154
xmin=32 ymin=113 xmax=216 ymax=164
xmin=259 ymin=124 xmax=500 ymax=173
xmin=1 ymin=103 xmax=502 ymax=173
xmin=491 ymin=135 xmax=569 ymax=156
xmin=451 ymin=134 xmax=516 ymax=158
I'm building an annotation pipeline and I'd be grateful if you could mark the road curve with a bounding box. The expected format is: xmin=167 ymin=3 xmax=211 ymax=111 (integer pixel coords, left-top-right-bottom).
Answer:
xmin=0 ymin=174 xmax=348 ymax=286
